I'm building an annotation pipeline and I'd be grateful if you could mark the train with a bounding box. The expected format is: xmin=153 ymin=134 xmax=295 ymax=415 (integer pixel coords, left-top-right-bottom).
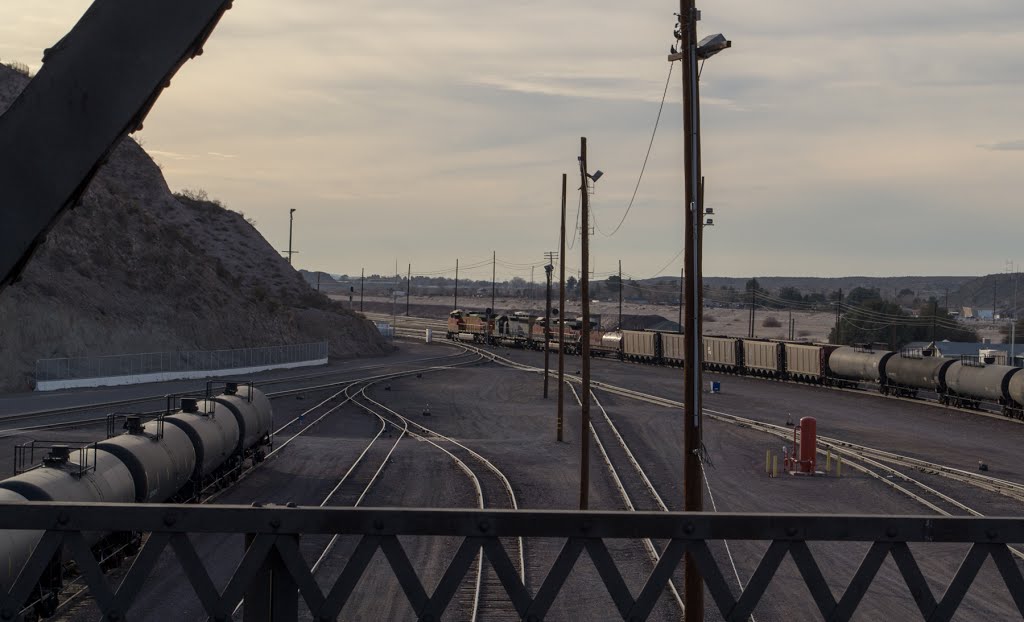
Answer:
xmin=0 ymin=382 xmax=272 ymax=618
xmin=447 ymin=309 xmax=1024 ymax=420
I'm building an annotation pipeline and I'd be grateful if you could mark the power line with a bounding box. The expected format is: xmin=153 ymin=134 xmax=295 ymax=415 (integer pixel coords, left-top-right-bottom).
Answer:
xmin=595 ymin=62 xmax=675 ymax=238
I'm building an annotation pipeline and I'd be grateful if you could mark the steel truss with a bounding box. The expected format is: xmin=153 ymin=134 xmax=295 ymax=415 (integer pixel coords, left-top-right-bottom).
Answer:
xmin=0 ymin=503 xmax=1022 ymax=621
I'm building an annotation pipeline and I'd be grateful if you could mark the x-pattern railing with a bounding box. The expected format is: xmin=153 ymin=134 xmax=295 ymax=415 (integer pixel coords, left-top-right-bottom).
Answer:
xmin=0 ymin=503 xmax=1022 ymax=621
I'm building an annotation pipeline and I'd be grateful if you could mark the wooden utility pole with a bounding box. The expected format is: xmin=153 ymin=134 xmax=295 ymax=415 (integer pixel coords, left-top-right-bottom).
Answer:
xmin=544 ymin=252 xmax=556 ymax=399
xmin=557 ymin=174 xmax=567 ymax=443
xmin=406 ymin=264 xmax=411 ymax=316
xmin=454 ymin=259 xmax=459 ymax=310
xmin=671 ymin=2 xmax=706 ymax=616
xmin=679 ymin=267 xmax=684 ymax=330
xmin=618 ymin=259 xmax=623 ymax=329
xmin=579 ymin=137 xmax=592 ymax=510
xmin=359 ymin=268 xmax=364 ymax=312
xmin=835 ymin=288 xmax=843 ymax=344
xmin=749 ymin=286 xmax=756 ymax=338
xmin=489 ymin=250 xmax=496 ymax=344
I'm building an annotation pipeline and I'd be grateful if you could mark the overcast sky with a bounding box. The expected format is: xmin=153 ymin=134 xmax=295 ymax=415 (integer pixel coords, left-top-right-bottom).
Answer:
xmin=2 ymin=1 xmax=1022 ymax=282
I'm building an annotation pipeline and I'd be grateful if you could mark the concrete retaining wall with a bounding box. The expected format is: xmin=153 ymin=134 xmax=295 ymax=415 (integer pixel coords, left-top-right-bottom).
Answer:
xmin=35 ymin=357 xmax=327 ymax=391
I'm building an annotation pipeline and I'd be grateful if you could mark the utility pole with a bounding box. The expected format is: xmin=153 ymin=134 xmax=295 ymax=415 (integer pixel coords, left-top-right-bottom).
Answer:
xmin=749 ymin=285 xmax=756 ymax=338
xmin=994 ymin=277 xmax=998 ymax=321
xmin=579 ymin=137 xmax=592 ymax=510
xmin=789 ymin=310 xmax=793 ymax=340
xmin=285 ymin=208 xmax=297 ymax=265
xmin=931 ymin=299 xmax=937 ymax=341
xmin=406 ymin=264 xmax=411 ymax=316
xmin=557 ymin=174 xmax=567 ymax=443
xmin=316 ymin=271 xmax=321 ymax=292
xmin=543 ymin=253 xmax=555 ymax=399
xmin=489 ymin=250 xmax=496 ymax=344
xmin=360 ymin=268 xmax=364 ymax=312
xmin=835 ymin=288 xmax=843 ymax=344
xmin=618 ymin=259 xmax=623 ymax=330
xmin=531 ymin=266 xmax=535 ymax=303
xmin=673 ymin=3 xmax=708 ymax=616
xmin=454 ymin=259 xmax=459 ymax=310
xmin=1012 ymin=265 xmax=1019 ymax=363
xmin=678 ymin=267 xmax=684 ymax=331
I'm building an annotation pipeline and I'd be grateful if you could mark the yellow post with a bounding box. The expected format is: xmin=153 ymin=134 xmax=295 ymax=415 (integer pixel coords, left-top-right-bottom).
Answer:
xmin=826 ymin=449 xmax=831 ymax=473
xmin=772 ymin=455 xmax=778 ymax=478
xmin=765 ymin=448 xmax=771 ymax=474
xmin=837 ymin=455 xmax=842 ymax=478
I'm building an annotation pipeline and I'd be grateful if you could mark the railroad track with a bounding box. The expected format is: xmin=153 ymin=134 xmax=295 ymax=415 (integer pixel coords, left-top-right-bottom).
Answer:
xmin=456 ymin=341 xmax=1024 ymax=568
xmin=381 ymin=311 xmax=1024 ymax=424
xmin=566 ymin=384 xmax=687 ymax=618
xmin=48 ymin=353 xmax=485 ymax=620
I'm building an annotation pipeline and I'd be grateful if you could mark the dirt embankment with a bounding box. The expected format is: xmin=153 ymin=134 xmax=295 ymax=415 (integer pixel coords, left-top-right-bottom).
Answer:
xmin=0 ymin=65 xmax=389 ymax=392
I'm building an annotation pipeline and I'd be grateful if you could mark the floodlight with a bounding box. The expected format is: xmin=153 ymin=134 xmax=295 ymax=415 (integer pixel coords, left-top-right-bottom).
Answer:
xmin=589 ymin=170 xmax=604 ymax=182
xmin=696 ymin=33 xmax=731 ymax=60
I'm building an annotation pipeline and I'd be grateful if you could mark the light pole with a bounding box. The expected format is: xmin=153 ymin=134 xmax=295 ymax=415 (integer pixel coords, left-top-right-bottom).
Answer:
xmin=669 ymin=5 xmax=730 ymax=620
xmin=286 ymin=208 xmax=296 ymax=265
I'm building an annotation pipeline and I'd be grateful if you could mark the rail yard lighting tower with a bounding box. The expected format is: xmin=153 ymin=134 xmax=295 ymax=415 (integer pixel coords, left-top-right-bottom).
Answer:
xmin=669 ymin=3 xmax=730 ymax=619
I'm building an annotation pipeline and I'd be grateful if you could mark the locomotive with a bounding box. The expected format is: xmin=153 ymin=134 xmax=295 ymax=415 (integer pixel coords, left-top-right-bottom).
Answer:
xmin=448 ymin=308 xmax=1024 ymax=420
xmin=0 ymin=382 xmax=273 ymax=618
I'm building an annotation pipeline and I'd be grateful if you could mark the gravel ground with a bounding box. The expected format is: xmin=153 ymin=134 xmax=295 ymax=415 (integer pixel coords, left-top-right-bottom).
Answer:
xmin=37 ymin=340 xmax=1024 ymax=619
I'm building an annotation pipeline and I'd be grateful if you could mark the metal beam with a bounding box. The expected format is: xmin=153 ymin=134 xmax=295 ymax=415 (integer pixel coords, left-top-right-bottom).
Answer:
xmin=0 ymin=0 xmax=234 ymax=291
xmin=0 ymin=504 xmax=1022 ymax=541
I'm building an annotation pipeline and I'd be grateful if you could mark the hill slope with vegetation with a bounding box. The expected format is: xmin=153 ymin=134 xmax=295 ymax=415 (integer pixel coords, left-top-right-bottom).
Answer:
xmin=0 ymin=64 xmax=388 ymax=392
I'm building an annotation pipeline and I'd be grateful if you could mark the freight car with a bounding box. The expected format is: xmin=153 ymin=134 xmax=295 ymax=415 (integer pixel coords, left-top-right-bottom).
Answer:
xmin=742 ymin=339 xmax=785 ymax=379
xmin=942 ymin=359 xmax=1024 ymax=410
xmin=445 ymin=308 xmax=1024 ymax=420
xmin=785 ymin=343 xmax=837 ymax=384
xmin=0 ymin=382 xmax=273 ymax=618
xmin=881 ymin=351 xmax=955 ymax=398
xmin=827 ymin=347 xmax=894 ymax=389
xmin=621 ymin=330 xmax=659 ymax=363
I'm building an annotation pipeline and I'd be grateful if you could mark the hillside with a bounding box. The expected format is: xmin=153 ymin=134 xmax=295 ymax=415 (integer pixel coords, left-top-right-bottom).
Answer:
xmin=0 ymin=64 xmax=389 ymax=392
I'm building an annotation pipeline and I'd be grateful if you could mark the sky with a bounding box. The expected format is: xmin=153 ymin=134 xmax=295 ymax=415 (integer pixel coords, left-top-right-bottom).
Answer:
xmin=2 ymin=0 xmax=1023 ymax=284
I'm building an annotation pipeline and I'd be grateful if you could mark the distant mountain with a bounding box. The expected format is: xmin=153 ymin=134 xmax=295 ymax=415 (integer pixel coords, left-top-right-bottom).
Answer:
xmin=950 ymin=274 xmax=1023 ymax=315
xmin=643 ymin=275 xmax=974 ymax=302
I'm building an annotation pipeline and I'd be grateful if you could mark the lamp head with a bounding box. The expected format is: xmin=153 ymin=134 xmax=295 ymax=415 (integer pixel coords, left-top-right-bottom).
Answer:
xmin=588 ymin=170 xmax=604 ymax=182
xmin=696 ymin=33 xmax=731 ymax=60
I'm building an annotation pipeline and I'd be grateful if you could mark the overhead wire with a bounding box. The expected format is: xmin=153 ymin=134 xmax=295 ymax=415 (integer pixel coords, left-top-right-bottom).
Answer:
xmin=594 ymin=62 xmax=675 ymax=238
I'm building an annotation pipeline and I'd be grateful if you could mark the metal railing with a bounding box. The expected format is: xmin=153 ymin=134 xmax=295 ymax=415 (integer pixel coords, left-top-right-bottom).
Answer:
xmin=0 ymin=504 xmax=1022 ymax=621
xmin=35 ymin=342 xmax=328 ymax=382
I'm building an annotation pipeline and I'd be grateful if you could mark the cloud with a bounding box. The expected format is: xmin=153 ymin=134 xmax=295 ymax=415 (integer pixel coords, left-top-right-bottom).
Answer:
xmin=4 ymin=0 xmax=1024 ymax=277
xmin=981 ymin=140 xmax=1024 ymax=151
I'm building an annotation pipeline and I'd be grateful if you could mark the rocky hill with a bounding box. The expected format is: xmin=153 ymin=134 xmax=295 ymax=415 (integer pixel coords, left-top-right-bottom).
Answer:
xmin=0 ymin=64 xmax=389 ymax=392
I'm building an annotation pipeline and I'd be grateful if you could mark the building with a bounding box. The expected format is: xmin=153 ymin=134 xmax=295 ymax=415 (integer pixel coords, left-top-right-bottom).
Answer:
xmin=906 ymin=341 xmax=1022 ymax=366
xmin=961 ymin=307 xmax=995 ymax=320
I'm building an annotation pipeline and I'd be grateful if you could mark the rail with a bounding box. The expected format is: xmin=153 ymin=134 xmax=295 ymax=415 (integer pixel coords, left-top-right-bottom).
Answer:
xmin=0 ymin=504 xmax=1022 ymax=621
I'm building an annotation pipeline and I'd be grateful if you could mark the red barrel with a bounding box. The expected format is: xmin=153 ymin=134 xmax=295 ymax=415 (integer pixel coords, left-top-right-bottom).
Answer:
xmin=799 ymin=417 xmax=817 ymax=473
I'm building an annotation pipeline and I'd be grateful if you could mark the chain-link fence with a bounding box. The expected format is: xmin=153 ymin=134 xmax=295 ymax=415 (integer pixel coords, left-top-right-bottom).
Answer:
xmin=36 ymin=342 xmax=329 ymax=383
